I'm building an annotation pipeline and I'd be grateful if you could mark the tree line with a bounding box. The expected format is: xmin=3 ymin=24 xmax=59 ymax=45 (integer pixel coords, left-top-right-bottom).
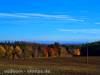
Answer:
xmin=81 ymin=41 xmax=100 ymax=56
xmin=0 ymin=41 xmax=80 ymax=60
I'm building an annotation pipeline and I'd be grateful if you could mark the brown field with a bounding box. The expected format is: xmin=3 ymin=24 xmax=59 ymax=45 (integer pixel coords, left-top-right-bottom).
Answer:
xmin=0 ymin=56 xmax=100 ymax=75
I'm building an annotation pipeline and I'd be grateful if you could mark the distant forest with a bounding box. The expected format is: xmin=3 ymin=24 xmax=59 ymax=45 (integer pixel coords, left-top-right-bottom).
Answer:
xmin=81 ymin=41 xmax=100 ymax=56
xmin=0 ymin=41 xmax=100 ymax=59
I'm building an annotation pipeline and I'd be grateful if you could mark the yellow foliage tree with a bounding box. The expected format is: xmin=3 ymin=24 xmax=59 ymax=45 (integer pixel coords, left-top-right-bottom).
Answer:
xmin=74 ymin=48 xmax=80 ymax=56
xmin=25 ymin=45 xmax=33 ymax=59
xmin=8 ymin=46 xmax=14 ymax=59
xmin=14 ymin=45 xmax=22 ymax=59
xmin=0 ymin=45 xmax=6 ymax=58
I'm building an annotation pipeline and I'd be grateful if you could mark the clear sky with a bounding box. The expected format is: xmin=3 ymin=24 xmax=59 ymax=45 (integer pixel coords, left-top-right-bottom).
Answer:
xmin=0 ymin=0 xmax=100 ymax=43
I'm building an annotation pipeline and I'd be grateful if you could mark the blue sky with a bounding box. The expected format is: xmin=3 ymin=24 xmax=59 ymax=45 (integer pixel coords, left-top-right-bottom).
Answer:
xmin=0 ymin=0 xmax=100 ymax=43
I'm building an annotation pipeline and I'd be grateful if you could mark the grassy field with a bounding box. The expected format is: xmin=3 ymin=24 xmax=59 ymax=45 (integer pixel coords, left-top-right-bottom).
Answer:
xmin=0 ymin=57 xmax=100 ymax=75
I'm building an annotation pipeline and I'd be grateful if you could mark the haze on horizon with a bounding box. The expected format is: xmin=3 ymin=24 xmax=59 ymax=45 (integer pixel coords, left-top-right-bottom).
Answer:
xmin=0 ymin=0 xmax=100 ymax=43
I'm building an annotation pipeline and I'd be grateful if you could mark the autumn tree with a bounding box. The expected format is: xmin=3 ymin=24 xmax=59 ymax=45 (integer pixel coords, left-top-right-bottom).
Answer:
xmin=0 ymin=45 xmax=6 ymax=58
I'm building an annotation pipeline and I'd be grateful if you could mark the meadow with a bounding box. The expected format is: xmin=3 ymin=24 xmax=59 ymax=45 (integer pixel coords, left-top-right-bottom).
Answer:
xmin=0 ymin=56 xmax=100 ymax=75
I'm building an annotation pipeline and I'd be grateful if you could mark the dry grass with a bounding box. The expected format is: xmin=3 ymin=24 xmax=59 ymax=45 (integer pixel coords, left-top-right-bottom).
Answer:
xmin=0 ymin=56 xmax=100 ymax=75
